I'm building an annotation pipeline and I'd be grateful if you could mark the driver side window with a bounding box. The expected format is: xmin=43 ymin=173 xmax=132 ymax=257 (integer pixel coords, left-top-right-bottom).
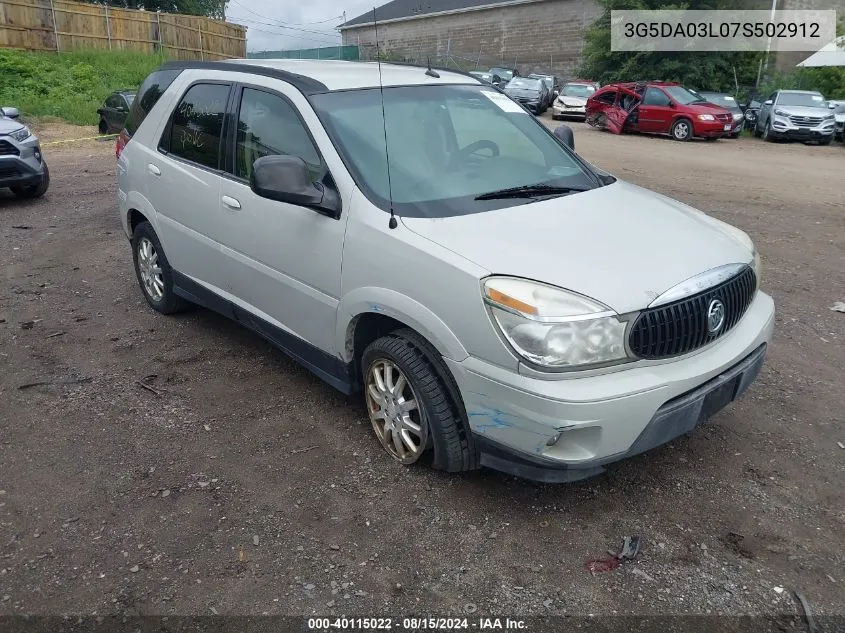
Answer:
xmin=642 ymin=87 xmax=671 ymax=106
xmin=235 ymin=88 xmax=325 ymax=183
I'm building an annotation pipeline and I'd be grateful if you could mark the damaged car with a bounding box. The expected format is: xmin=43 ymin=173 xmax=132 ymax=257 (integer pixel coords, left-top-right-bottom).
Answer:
xmin=552 ymin=81 xmax=598 ymax=120
xmin=586 ymin=82 xmax=735 ymax=141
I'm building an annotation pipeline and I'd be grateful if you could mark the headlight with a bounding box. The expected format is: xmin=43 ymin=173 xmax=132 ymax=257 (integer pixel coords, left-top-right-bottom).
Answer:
xmin=697 ymin=114 xmax=715 ymax=121
xmin=733 ymin=112 xmax=743 ymax=120
xmin=482 ymin=277 xmax=630 ymax=370
xmin=774 ymin=109 xmax=788 ymax=117
xmin=745 ymin=111 xmax=755 ymax=120
xmin=8 ymin=126 xmax=31 ymax=142
xmin=824 ymin=114 xmax=834 ymax=120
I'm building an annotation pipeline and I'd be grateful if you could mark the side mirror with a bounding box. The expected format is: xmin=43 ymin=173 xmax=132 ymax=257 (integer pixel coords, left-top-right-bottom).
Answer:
xmin=829 ymin=103 xmax=836 ymax=109
xmin=251 ymin=155 xmax=341 ymax=219
xmin=764 ymin=99 xmax=773 ymax=106
xmin=668 ymin=101 xmax=676 ymax=108
xmin=553 ymin=124 xmax=575 ymax=150
xmin=1 ymin=106 xmax=20 ymax=119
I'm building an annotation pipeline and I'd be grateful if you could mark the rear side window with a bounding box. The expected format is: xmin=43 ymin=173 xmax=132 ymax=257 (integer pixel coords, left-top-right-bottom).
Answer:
xmin=167 ymin=83 xmax=230 ymax=170
xmin=124 ymin=69 xmax=182 ymax=136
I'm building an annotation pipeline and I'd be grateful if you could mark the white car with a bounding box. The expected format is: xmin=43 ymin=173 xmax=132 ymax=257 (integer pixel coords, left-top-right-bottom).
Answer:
xmin=553 ymin=82 xmax=599 ymax=120
xmin=116 ymin=60 xmax=774 ymax=482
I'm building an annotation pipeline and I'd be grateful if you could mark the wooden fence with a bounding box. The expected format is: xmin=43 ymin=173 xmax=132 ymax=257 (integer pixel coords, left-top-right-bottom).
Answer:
xmin=0 ymin=0 xmax=246 ymax=60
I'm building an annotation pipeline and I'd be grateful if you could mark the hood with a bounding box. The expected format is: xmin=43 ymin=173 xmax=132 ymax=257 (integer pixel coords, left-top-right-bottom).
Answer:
xmin=772 ymin=105 xmax=831 ymax=116
xmin=505 ymin=88 xmax=540 ymax=98
xmin=399 ymin=181 xmax=752 ymax=314
xmin=687 ymin=102 xmax=731 ymax=115
xmin=0 ymin=117 xmax=25 ymax=135
xmin=559 ymin=95 xmax=588 ymax=105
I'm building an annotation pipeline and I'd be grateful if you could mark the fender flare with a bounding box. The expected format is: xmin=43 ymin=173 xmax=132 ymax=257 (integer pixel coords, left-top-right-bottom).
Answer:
xmin=336 ymin=287 xmax=469 ymax=363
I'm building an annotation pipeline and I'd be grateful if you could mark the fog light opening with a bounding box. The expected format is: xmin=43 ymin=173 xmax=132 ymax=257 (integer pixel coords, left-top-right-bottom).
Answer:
xmin=546 ymin=433 xmax=561 ymax=447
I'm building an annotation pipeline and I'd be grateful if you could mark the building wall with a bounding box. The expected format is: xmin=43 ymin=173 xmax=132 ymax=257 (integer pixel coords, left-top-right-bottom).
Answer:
xmin=341 ymin=0 xmax=603 ymax=77
xmin=775 ymin=0 xmax=845 ymax=71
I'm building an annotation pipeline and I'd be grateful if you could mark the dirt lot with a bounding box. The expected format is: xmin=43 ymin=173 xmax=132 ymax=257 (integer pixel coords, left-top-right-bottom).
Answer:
xmin=1 ymin=119 xmax=843 ymax=625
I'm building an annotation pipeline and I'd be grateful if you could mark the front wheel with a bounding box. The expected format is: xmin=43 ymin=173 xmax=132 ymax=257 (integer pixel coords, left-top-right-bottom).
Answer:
xmin=762 ymin=121 xmax=776 ymax=142
xmin=11 ymin=162 xmax=49 ymax=199
xmin=671 ymin=118 xmax=692 ymax=141
xmin=98 ymin=119 xmax=108 ymax=134
xmin=362 ymin=329 xmax=475 ymax=473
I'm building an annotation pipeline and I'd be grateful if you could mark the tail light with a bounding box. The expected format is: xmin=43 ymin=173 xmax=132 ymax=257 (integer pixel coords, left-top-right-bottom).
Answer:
xmin=116 ymin=129 xmax=131 ymax=160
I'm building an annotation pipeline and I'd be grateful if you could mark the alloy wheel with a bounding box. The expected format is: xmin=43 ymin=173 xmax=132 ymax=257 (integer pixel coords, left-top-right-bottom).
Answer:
xmin=673 ymin=121 xmax=690 ymax=140
xmin=137 ymin=236 xmax=164 ymax=302
xmin=365 ymin=358 xmax=427 ymax=464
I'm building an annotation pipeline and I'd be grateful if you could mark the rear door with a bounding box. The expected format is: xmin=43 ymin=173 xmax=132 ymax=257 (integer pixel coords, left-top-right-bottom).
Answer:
xmin=143 ymin=80 xmax=234 ymax=295
xmin=215 ymin=82 xmax=349 ymax=356
xmin=638 ymin=87 xmax=674 ymax=133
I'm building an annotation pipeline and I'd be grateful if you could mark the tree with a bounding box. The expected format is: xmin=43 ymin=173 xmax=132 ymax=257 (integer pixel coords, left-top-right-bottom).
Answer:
xmin=84 ymin=0 xmax=227 ymax=19
xmin=579 ymin=0 xmax=767 ymax=95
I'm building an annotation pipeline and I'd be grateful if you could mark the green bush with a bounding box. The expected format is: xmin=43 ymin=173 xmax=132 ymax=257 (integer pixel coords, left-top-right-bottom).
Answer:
xmin=0 ymin=49 xmax=167 ymax=126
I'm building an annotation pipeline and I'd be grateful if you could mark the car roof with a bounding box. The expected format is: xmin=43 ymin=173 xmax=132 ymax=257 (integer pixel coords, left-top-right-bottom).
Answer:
xmin=166 ymin=59 xmax=479 ymax=92
xmin=778 ymin=89 xmax=822 ymax=94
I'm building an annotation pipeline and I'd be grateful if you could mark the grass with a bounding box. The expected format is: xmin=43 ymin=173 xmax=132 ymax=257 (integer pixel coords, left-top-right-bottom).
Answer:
xmin=0 ymin=49 xmax=167 ymax=126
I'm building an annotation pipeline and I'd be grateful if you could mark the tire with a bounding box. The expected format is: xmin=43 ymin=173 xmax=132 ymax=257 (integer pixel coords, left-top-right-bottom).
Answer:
xmin=98 ymin=118 xmax=108 ymax=134
xmin=730 ymin=132 xmax=740 ymax=139
xmin=361 ymin=328 xmax=476 ymax=473
xmin=131 ymin=221 xmax=190 ymax=314
xmin=753 ymin=121 xmax=762 ymax=138
xmin=11 ymin=161 xmax=50 ymax=199
xmin=762 ymin=121 xmax=776 ymax=142
xmin=670 ymin=118 xmax=692 ymax=141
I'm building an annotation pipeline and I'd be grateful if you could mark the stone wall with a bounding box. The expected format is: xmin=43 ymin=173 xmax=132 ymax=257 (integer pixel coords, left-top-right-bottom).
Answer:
xmin=341 ymin=0 xmax=603 ymax=77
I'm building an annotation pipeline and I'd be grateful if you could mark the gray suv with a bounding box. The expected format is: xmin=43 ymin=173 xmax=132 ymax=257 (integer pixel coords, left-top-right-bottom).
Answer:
xmin=0 ymin=107 xmax=50 ymax=199
xmin=754 ymin=90 xmax=835 ymax=144
xmin=116 ymin=60 xmax=774 ymax=482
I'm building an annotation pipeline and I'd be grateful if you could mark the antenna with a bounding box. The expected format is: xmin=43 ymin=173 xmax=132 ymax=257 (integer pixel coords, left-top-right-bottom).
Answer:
xmin=373 ymin=7 xmax=398 ymax=230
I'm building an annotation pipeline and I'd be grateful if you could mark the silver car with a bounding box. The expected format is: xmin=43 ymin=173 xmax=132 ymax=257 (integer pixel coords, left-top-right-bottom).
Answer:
xmin=754 ymin=89 xmax=836 ymax=144
xmin=116 ymin=60 xmax=774 ymax=482
xmin=0 ymin=107 xmax=50 ymax=199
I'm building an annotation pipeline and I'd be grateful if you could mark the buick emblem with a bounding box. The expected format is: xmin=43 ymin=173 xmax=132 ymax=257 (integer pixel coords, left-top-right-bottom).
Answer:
xmin=707 ymin=299 xmax=726 ymax=334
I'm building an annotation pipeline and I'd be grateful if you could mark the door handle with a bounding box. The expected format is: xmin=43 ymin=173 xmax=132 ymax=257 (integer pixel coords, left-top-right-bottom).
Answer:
xmin=147 ymin=164 xmax=161 ymax=176
xmin=221 ymin=195 xmax=241 ymax=210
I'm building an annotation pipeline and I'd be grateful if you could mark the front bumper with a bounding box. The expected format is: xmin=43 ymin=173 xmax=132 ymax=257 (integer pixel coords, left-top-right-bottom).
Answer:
xmin=695 ymin=120 xmax=732 ymax=138
xmin=447 ymin=291 xmax=775 ymax=483
xmin=553 ymin=102 xmax=586 ymax=117
xmin=770 ymin=117 xmax=835 ymax=139
xmin=0 ymin=136 xmax=45 ymax=188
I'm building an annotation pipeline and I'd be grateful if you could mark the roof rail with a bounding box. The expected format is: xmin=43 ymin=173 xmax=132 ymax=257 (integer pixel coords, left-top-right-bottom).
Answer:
xmin=371 ymin=60 xmax=482 ymax=83
xmin=158 ymin=60 xmax=329 ymax=95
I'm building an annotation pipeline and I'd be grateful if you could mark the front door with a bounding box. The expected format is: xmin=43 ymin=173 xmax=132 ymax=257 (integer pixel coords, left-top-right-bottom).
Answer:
xmin=216 ymin=84 xmax=349 ymax=356
xmin=638 ymin=87 xmax=675 ymax=133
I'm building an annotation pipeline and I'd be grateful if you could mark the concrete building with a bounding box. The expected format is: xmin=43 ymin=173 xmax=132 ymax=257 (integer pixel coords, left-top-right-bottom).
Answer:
xmin=339 ymin=0 xmax=603 ymax=77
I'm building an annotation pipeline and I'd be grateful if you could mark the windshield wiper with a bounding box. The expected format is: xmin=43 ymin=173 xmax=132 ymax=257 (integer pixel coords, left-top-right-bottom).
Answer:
xmin=474 ymin=184 xmax=589 ymax=201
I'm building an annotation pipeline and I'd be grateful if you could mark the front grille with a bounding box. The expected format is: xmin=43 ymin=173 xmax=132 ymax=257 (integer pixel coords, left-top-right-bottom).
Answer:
xmin=628 ymin=266 xmax=757 ymax=359
xmin=716 ymin=113 xmax=732 ymax=123
xmin=0 ymin=166 xmax=22 ymax=178
xmin=0 ymin=140 xmax=20 ymax=156
xmin=788 ymin=115 xmax=823 ymax=127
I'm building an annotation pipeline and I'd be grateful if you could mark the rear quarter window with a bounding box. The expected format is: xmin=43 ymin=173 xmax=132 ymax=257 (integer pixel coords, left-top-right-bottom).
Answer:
xmin=124 ymin=69 xmax=182 ymax=136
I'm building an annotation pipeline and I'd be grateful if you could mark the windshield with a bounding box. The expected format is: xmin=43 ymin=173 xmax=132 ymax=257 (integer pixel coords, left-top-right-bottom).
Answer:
xmin=834 ymin=104 xmax=845 ymax=114
xmin=700 ymin=93 xmax=740 ymax=111
xmin=663 ymin=86 xmax=706 ymax=105
xmin=561 ymin=83 xmax=596 ymax=98
xmin=777 ymin=92 xmax=826 ymax=107
xmin=530 ymin=76 xmax=554 ymax=88
xmin=506 ymin=78 xmax=541 ymax=90
xmin=310 ymin=85 xmax=597 ymax=218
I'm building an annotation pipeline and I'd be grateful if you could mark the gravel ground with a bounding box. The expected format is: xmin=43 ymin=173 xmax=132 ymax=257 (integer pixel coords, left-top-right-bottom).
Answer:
xmin=0 ymin=119 xmax=843 ymax=627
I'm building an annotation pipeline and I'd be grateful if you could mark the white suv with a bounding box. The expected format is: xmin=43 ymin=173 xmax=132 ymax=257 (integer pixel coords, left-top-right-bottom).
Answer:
xmin=116 ymin=60 xmax=774 ymax=482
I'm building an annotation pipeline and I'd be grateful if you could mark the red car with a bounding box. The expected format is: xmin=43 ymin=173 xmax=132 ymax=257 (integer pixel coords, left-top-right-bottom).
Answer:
xmin=585 ymin=82 xmax=735 ymax=141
